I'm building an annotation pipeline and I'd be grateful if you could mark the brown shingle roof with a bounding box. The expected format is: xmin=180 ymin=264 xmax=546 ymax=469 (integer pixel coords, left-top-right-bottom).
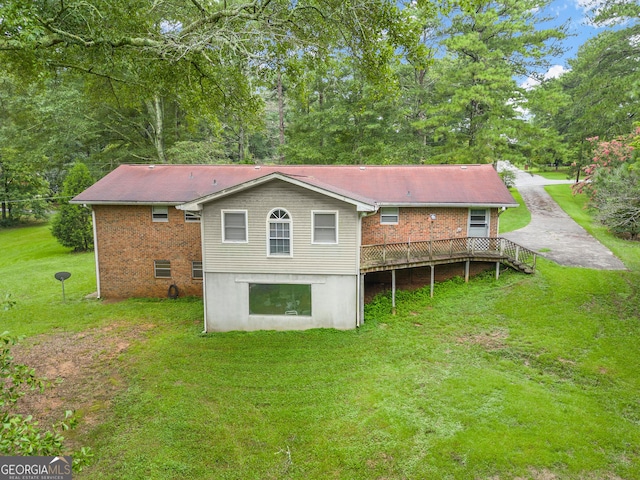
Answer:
xmin=72 ymin=164 xmax=517 ymax=207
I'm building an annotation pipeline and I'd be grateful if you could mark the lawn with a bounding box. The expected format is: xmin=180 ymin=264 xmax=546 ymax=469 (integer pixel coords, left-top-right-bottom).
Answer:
xmin=499 ymin=188 xmax=529 ymax=233
xmin=1 ymin=210 xmax=639 ymax=479
xmin=528 ymin=167 xmax=573 ymax=181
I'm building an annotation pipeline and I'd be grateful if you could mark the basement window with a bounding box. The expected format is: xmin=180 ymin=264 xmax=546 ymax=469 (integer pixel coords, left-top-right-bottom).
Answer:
xmin=154 ymin=260 xmax=171 ymax=278
xmin=249 ymin=283 xmax=311 ymax=316
xmin=152 ymin=206 xmax=169 ymax=222
xmin=380 ymin=207 xmax=399 ymax=225
xmin=192 ymin=261 xmax=203 ymax=279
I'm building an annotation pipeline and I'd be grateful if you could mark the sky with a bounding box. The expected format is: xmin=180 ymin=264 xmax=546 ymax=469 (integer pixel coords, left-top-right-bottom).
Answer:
xmin=526 ymin=0 xmax=616 ymax=86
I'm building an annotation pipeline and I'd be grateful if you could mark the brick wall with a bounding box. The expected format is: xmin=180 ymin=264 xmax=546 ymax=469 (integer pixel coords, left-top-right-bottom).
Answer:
xmin=94 ymin=205 xmax=203 ymax=299
xmin=362 ymin=207 xmax=499 ymax=245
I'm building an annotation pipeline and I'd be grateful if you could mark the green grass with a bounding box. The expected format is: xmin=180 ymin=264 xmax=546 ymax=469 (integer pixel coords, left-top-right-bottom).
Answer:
xmin=499 ymin=188 xmax=530 ymax=233
xmin=529 ymin=167 xmax=573 ymax=181
xmin=2 ymin=219 xmax=640 ymax=479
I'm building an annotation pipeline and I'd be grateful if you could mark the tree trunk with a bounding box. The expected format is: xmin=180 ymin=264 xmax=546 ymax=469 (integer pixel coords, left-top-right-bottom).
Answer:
xmin=277 ymin=71 xmax=285 ymax=163
xmin=145 ymin=96 xmax=167 ymax=163
xmin=238 ymin=125 xmax=245 ymax=162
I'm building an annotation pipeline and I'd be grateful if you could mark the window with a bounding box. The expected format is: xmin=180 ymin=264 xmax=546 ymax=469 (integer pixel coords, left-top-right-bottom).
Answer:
xmin=222 ymin=211 xmax=247 ymax=242
xmin=249 ymin=284 xmax=311 ymax=316
xmin=313 ymin=212 xmax=337 ymax=244
xmin=184 ymin=211 xmax=201 ymax=223
xmin=192 ymin=261 xmax=203 ymax=279
xmin=152 ymin=206 xmax=169 ymax=222
xmin=154 ymin=260 xmax=171 ymax=278
xmin=268 ymin=209 xmax=291 ymax=256
xmin=380 ymin=207 xmax=399 ymax=224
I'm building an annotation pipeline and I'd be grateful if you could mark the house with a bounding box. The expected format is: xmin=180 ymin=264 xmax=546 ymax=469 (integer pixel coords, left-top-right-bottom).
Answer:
xmin=72 ymin=164 xmax=529 ymax=332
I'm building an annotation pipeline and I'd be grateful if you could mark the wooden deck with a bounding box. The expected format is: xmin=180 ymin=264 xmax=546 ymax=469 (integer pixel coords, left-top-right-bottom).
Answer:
xmin=360 ymin=237 xmax=537 ymax=274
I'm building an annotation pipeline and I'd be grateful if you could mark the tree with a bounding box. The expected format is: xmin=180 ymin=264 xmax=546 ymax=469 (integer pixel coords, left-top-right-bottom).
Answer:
xmin=576 ymin=126 xmax=640 ymax=239
xmin=0 ymin=76 xmax=51 ymax=225
xmin=51 ymin=163 xmax=95 ymax=251
xmin=421 ymin=0 xmax=566 ymax=164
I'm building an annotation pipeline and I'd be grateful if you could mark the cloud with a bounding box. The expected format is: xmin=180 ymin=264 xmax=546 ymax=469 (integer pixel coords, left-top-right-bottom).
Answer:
xmin=520 ymin=65 xmax=570 ymax=90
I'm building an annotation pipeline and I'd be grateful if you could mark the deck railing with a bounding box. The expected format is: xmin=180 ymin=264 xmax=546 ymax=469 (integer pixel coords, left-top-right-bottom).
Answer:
xmin=360 ymin=237 xmax=536 ymax=273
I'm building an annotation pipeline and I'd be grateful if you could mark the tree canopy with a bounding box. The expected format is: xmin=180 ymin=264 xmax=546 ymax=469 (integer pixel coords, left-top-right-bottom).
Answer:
xmin=0 ymin=0 xmax=638 ymax=231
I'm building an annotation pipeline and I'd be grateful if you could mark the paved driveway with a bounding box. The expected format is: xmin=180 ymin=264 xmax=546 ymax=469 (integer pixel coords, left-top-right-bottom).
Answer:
xmin=500 ymin=166 xmax=626 ymax=270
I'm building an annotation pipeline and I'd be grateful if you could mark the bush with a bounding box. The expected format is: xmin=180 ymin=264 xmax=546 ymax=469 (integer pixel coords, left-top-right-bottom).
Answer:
xmin=499 ymin=169 xmax=517 ymax=188
xmin=51 ymin=163 xmax=94 ymax=252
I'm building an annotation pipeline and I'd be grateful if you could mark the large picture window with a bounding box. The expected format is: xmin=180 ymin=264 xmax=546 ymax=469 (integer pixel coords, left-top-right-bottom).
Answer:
xmin=313 ymin=211 xmax=337 ymax=244
xmin=268 ymin=209 xmax=291 ymax=256
xmin=223 ymin=210 xmax=247 ymax=242
xmin=249 ymin=284 xmax=312 ymax=316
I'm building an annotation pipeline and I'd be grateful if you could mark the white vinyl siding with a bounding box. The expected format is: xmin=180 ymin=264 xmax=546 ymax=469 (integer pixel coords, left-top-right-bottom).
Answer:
xmin=222 ymin=210 xmax=248 ymax=242
xmin=152 ymin=206 xmax=169 ymax=222
xmin=202 ymin=180 xmax=358 ymax=275
xmin=380 ymin=207 xmax=399 ymax=224
xmin=312 ymin=211 xmax=338 ymax=244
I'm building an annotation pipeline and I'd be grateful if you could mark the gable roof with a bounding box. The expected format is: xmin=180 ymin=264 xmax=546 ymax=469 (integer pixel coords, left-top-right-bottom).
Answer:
xmin=71 ymin=163 xmax=518 ymax=208
xmin=177 ymin=172 xmax=377 ymax=212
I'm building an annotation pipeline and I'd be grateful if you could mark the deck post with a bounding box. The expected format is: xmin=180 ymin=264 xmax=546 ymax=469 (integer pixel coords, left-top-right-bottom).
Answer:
xmin=391 ymin=269 xmax=396 ymax=315
xmin=430 ymin=266 xmax=435 ymax=298
xmin=465 ymin=260 xmax=470 ymax=283
xmin=495 ymin=261 xmax=500 ymax=279
xmin=515 ymin=245 xmax=520 ymax=263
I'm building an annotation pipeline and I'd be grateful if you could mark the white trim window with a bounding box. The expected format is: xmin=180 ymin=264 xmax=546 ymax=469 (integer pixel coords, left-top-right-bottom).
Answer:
xmin=184 ymin=211 xmax=201 ymax=223
xmin=154 ymin=260 xmax=171 ymax=278
xmin=312 ymin=211 xmax=338 ymax=244
xmin=152 ymin=206 xmax=169 ymax=222
xmin=380 ymin=207 xmax=399 ymax=225
xmin=192 ymin=261 xmax=203 ymax=279
xmin=222 ymin=210 xmax=248 ymax=243
xmin=268 ymin=208 xmax=292 ymax=256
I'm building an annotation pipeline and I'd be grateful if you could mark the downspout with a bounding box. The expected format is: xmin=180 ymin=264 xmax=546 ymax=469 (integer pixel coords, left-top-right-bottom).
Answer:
xmin=199 ymin=206 xmax=208 ymax=334
xmin=91 ymin=208 xmax=101 ymax=298
xmin=357 ymin=207 xmax=379 ymax=327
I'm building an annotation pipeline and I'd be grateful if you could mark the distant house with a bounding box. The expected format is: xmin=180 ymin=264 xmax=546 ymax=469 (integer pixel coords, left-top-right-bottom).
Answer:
xmin=72 ymin=164 xmax=533 ymax=332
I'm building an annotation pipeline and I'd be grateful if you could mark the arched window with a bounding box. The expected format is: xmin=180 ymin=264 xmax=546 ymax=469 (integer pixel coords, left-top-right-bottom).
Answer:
xmin=268 ymin=209 xmax=291 ymax=256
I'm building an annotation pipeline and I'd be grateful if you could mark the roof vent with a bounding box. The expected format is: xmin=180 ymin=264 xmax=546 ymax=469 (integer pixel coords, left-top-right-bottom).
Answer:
xmin=359 ymin=166 xmax=366 ymax=170
xmin=213 ymin=179 xmax=217 ymax=186
xmin=460 ymin=166 xmax=467 ymax=169
xmin=149 ymin=165 xmax=155 ymax=169
xmin=255 ymin=165 xmax=261 ymax=169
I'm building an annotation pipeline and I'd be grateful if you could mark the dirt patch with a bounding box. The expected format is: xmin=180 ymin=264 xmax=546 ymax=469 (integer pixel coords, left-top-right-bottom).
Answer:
xmin=456 ymin=329 xmax=508 ymax=351
xmin=10 ymin=323 xmax=155 ymax=445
